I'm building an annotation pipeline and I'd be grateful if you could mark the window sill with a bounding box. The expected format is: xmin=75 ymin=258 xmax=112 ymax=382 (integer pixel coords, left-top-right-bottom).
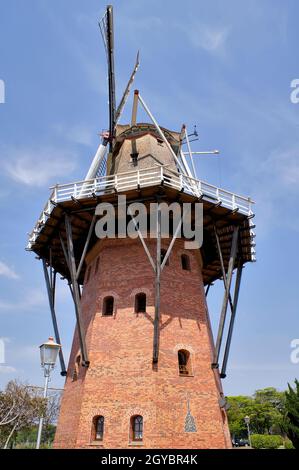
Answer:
xmin=89 ymin=441 xmax=104 ymax=446
xmin=128 ymin=441 xmax=144 ymax=447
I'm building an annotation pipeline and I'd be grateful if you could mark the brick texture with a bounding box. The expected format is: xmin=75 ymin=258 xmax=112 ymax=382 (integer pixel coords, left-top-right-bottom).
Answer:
xmin=54 ymin=237 xmax=232 ymax=449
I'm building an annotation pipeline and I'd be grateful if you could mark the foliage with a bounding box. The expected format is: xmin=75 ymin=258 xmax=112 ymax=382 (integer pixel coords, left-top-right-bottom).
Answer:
xmin=227 ymin=387 xmax=285 ymax=438
xmin=251 ymin=434 xmax=283 ymax=449
xmin=283 ymin=379 xmax=299 ymax=449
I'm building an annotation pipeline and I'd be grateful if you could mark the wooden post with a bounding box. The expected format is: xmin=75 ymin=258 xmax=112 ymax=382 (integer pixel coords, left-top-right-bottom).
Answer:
xmin=214 ymin=226 xmax=239 ymax=365
xmin=65 ymin=214 xmax=89 ymax=367
xmin=153 ymin=205 xmax=161 ymax=363
xmin=42 ymin=259 xmax=67 ymax=376
xmin=220 ymin=260 xmax=243 ymax=378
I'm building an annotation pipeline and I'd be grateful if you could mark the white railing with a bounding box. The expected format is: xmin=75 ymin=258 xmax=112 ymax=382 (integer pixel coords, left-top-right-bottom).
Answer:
xmin=27 ymin=166 xmax=254 ymax=249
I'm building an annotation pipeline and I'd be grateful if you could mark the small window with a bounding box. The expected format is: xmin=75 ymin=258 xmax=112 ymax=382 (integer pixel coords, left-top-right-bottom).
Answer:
xmin=161 ymin=249 xmax=169 ymax=266
xmin=93 ymin=416 xmax=104 ymax=441
xmin=178 ymin=349 xmax=191 ymax=376
xmin=135 ymin=293 xmax=146 ymax=313
xmin=95 ymin=257 xmax=100 ymax=275
xmin=103 ymin=296 xmax=114 ymax=316
xmin=181 ymin=254 xmax=191 ymax=271
xmin=86 ymin=266 xmax=92 ymax=282
xmin=131 ymin=415 xmax=143 ymax=441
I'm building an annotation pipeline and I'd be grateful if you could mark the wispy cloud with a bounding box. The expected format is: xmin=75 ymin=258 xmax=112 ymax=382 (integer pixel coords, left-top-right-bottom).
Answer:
xmin=53 ymin=123 xmax=96 ymax=147
xmin=3 ymin=146 xmax=77 ymax=187
xmin=0 ymin=288 xmax=46 ymax=312
xmin=0 ymin=261 xmax=19 ymax=280
xmin=184 ymin=24 xmax=230 ymax=52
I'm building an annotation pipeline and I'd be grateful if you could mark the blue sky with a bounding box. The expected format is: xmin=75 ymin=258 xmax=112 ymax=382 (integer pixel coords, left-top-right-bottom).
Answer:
xmin=0 ymin=0 xmax=299 ymax=396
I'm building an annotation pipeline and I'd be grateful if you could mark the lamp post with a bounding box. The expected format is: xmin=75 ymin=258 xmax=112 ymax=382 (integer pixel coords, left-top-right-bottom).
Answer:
xmin=36 ymin=337 xmax=61 ymax=449
xmin=244 ymin=415 xmax=252 ymax=447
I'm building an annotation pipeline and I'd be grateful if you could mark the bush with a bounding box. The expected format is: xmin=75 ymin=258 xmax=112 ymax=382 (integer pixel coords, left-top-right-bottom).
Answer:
xmin=251 ymin=434 xmax=283 ymax=449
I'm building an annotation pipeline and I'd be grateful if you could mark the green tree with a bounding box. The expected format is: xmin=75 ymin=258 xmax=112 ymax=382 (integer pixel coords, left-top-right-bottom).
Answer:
xmin=284 ymin=379 xmax=299 ymax=449
xmin=227 ymin=387 xmax=286 ymax=438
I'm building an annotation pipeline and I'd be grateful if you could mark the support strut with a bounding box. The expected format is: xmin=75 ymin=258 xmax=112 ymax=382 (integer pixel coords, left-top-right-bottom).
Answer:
xmin=214 ymin=225 xmax=239 ymax=366
xmin=64 ymin=214 xmax=90 ymax=367
xmin=220 ymin=260 xmax=243 ymax=378
xmin=42 ymin=258 xmax=67 ymax=376
xmin=153 ymin=206 xmax=161 ymax=363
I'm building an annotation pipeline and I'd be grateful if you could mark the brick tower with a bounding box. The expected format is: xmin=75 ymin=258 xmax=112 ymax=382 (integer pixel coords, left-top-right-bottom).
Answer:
xmin=27 ymin=6 xmax=255 ymax=449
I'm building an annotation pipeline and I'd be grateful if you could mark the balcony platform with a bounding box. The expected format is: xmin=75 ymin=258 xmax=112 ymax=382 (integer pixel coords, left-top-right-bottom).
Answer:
xmin=27 ymin=166 xmax=255 ymax=285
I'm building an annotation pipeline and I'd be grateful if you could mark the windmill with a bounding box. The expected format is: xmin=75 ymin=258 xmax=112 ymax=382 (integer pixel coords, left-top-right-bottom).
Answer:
xmin=27 ymin=5 xmax=255 ymax=448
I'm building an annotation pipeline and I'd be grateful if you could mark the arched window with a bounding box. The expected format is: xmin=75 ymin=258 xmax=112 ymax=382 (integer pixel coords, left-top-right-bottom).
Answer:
xmin=161 ymin=249 xmax=169 ymax=266
xmin=135 ymin=293 xmax=146 ymax=313
xmin=103 ymin=296 xmax=114 ymax=316
xmin=93 ymin=416 xmax=104 ymax=441
xmin=181 ymin=254 xmax=191 ymax=271
xmin=130 ymin=415 xmax=143 ymax=441
xmin=178 ymin=349 xmax=191 ymax=376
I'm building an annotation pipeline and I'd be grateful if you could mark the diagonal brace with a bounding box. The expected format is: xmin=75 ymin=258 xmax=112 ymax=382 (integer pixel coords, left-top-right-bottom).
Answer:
xmin=65 ymin=214 xmax=89 ymax=367
xmin=214 ymin=226 xmax=239 ymax=366
xmin=42 ymin=259 xmax=67 ymax=376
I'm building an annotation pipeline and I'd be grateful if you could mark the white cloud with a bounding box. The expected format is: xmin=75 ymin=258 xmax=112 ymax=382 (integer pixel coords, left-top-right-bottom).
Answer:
xmin=4 ymin=146 xmax=77 ymax=187
xmin=0 ymin=288 xmax=46 ymax=312
xmin=186 ymin=24 xmax=230 ymax=52
xmin=0 ymin=261 xmax=19 ymax=280
xmin=53 ymin=123 xmax=95 ymax=147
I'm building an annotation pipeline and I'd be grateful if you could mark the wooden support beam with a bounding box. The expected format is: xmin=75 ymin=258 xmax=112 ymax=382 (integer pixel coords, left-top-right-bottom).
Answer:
xmin=160 ymin=206 xmax=189 ymax=271
xmin=214 ymin=224 xmax=234 ymax=313
xmin=76 ymin=213 xmax=97 ymax=281
xmin=65 ymin=215 xmax=89 ymax=367
xmin=127 ymin=208 xmax=156 ymax=271
xmin=42 ymin=259 xmax=67 ymax=376
xmin=214 ymin=225 xmax=239 ymax=365
xmin=153 ymin=206 xmax=161 ymax=364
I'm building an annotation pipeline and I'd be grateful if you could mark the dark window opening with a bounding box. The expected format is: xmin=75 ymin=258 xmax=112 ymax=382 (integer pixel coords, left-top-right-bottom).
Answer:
xmin=161 ymin=249 xmax=169 ymax=266
xmin=178 ymin=349 xmax=191 ymax=376
xmin=103 ymin=296 xmax=114 ymax=316
xmin=93 ymin=416 xmax=104 ymax=441
xmin=131 ymin=415 xmax=143 ymax=441
xmin=135 ymin=293 xmax=146 ymax=313
xmin=181 ymin=254 xmax=191 ymax=271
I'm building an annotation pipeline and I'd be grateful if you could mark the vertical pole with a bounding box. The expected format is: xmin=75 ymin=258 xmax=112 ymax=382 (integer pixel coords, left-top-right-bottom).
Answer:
xmin=246 ymin=422 xmax=252 ymax=447
xmin=42 ymin=260 xmax=67 ymax=376
xmin=220 ymin=261 xmax=243 ymax=378
xmin=106 ymin=5 xmax=116 ymax=153
xmin=36 ymin=369 xmax=50 ymax=449
xmin=214 ymin=226 xmax=239 ymax=365
xmin=153 ymin=205 xmax=161 ymax=363
xmin=65 ymin=215 xmax=89 ymax=367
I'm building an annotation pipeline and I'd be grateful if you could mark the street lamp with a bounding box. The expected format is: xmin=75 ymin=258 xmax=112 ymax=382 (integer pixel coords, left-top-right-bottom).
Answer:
xmin=36 ymin=337 xmax=61 ymax=449
xmin=244 ymin=415 xmax=252 ymax=447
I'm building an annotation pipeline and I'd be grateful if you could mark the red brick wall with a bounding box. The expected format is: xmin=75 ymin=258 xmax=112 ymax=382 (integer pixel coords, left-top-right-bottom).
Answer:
xmin=54 ymin=237 xmax=231 ymax=448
